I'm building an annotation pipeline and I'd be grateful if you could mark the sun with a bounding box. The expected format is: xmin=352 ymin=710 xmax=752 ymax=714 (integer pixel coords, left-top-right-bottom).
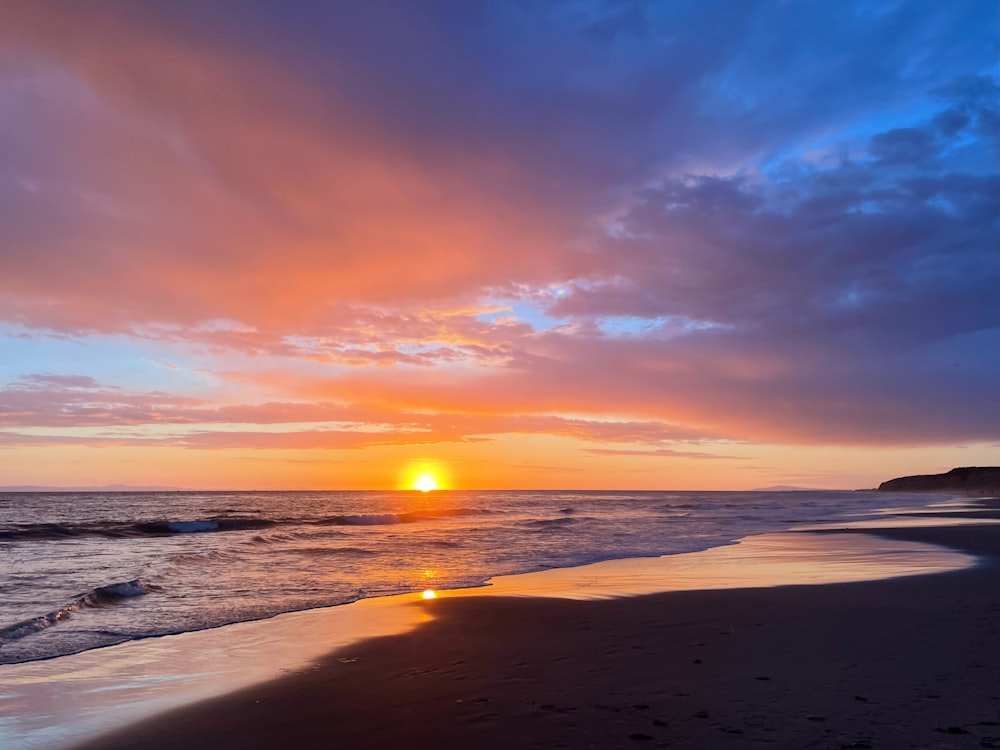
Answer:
xmin=402 ymin=462 xmax=448 ymax=492
xmin=414 ymin=474 xmax=438 ymax=492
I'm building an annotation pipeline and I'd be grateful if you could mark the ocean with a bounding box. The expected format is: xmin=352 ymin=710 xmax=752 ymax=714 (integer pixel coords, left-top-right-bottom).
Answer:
xmin=0 ymin=489 xmax=931 ymax=665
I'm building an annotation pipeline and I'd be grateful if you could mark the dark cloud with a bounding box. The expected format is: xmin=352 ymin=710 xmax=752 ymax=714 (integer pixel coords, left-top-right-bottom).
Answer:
xmin=869 ymin=127 xmax=939 ymax=165
xmin=552 ymin=76 xmax=998 ymax=347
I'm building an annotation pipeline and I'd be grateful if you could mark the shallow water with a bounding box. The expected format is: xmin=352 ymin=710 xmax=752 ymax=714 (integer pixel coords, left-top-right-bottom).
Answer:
xmin=0 ymin=524 xmax=975 ymax=750
xmin=0 ymin=489 xmax=950 ymax=664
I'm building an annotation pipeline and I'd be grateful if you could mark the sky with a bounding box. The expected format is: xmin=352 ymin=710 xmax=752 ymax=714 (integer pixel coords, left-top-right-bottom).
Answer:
xmin=0 ymin=0 xmax=997 ymax=490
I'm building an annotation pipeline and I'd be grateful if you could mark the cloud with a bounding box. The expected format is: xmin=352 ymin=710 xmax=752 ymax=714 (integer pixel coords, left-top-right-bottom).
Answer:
xmin=0 ymin=373 xmax=721 ymax=449
xmin=584 ymin=448 xmax=742 ymax=460
xmin=0 ymin=0 xmax=997 ymax=460
xmin=1 ymin=1 xmax=992 ymax=333
xmin=19 ymin=373 xmax=106 ymax=389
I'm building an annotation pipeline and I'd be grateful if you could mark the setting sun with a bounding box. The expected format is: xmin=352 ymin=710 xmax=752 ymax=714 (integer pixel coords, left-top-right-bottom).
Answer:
xmin=400 ymin=462 xmax=449 ymax=492
xmin=414 ymin=474 xmax=438 ymax=492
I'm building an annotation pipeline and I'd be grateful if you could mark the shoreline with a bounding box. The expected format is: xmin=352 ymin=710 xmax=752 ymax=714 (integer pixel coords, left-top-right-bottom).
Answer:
xmin=73 ymin=521 xmax=999 ymax=750
xmin=0 ymin=488 xmax=917 ymax=668
xmin=65 ymin=501 xmax=1000 ymax=749
xmin=1 ymin=497 xmax=996 ymax=749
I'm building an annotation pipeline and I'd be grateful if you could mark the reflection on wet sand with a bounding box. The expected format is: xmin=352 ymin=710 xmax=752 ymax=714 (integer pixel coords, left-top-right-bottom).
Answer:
xmin=0 ymin=527 xmax=977 ymax=749
xmin=457 ymin=530 xmax=975 ymax=600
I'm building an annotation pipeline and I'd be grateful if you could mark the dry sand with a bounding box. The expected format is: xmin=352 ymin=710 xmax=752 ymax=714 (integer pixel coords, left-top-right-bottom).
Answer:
xmin=76 ymin=517 xmax=1000 ymax=750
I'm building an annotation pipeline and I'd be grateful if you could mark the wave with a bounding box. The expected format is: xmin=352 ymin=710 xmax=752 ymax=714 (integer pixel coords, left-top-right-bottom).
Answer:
xmin=522 ymin=517 xmax=580 ymax=529
xmin=168 ymin=550 xmax=241 ymax=567
xmin=246 ymin=529 xmax=352 ymax=545
xmin=0 ymin=508 xmax=494 ymax=542
xmin=0 ymin=518 xmax=276 ymax=541
xmin=295 ymin=546 xmax=378 ymax=557
xmin=312 ymin=507 xmax=493 ymax=527
xmin=0 ymin=579 xmax=156 ymax=644
xmin=317 ymin=513 xmax=401 ymax=526
xmin=132 ymin=519 xmax=277 ymax=535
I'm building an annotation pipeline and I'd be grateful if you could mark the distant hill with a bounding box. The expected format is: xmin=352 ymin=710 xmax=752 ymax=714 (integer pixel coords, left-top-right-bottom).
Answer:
xmin=0 ymin=484 xmax=184 ymax=492
xmin=751 ymin=485 xmax=823 ymax=491
xmin=877 ymin=467 xmax=1000 ymax=494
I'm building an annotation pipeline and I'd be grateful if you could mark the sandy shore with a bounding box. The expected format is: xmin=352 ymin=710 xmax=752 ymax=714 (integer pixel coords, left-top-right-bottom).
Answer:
xmin=75 ymin=508 xmax=1000 ymax=750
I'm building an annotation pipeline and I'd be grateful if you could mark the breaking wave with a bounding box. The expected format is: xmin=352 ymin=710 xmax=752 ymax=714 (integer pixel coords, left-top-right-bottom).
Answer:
xmin=0 ymin=579 xmax=156 ymax=644
xmin=0 ymin=508 xmax=494 ymax=541
xmin=0 ymin=518 xmax=276 ymax=541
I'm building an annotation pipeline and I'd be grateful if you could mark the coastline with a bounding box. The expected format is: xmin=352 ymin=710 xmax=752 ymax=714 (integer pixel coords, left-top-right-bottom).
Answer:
xmin=1 ymin=488 xmax=913 ymax=667
xmin=56 ymin=499 xmax=1000 ymax=750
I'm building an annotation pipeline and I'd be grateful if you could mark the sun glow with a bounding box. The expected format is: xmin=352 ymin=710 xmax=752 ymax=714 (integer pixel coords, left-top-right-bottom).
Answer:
xmin=401 ymin=461 xmax=449 ymax=492
xmin=414 ymin=474 xmax=438 ymax=492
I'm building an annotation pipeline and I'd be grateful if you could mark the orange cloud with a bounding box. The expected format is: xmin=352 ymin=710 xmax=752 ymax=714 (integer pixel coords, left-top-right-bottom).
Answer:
xmin=0 ymin=3 xmax=592 ymax=338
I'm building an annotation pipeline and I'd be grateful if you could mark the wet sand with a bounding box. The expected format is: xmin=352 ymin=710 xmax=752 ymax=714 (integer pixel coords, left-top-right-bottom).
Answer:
xmin=77 ymin=517 xmax=1000 ymax=749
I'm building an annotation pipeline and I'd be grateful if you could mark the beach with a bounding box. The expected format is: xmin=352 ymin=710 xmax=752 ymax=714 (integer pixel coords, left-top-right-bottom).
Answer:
xmin=73 ymin=504 xmax=1000 ymax=750
xmin=3 ymin=4 xmax=997 ymax=747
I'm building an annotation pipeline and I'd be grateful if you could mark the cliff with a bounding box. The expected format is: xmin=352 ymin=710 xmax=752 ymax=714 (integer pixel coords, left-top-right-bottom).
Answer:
xmin=877 ymin=467 xmax=1000 ymax=494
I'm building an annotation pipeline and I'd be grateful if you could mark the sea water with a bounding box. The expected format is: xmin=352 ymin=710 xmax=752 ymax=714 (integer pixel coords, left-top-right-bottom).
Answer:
xmin=0 ymin=489 xmax=940 ymax=664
